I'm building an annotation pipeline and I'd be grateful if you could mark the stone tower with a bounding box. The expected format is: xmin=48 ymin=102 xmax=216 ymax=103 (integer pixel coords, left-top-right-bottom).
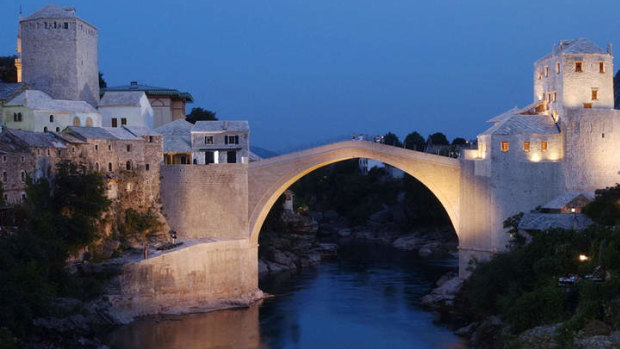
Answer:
xmin=19 ymin=4 xmax=99 ymax=107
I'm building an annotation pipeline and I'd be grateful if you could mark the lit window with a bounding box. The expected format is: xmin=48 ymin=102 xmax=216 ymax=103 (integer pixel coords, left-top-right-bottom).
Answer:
xmin=599 ymin=61 xmax=605 ymax=73
xmin=86 ymin=117 xmax=93 ymax=127
xmin=575 ymin=61 xmax=583 ymax=72
xmin=523 ymin=141 xmax=530 ymax=152
xmin=592 ymin=88 xmax=598 ymax=100
xmin=545 ymin=66 xmax=549 ymax=77
xmin=73 ymin=117 xmax=80 ymax=126
xmin=547 ymin=93 xmax=551 ymax=103
xmin=121 ymin=118 xmax=127 ymax=126
xmin=501 ymin=141 xmax=509 ymax=152
xmin=556 ymin=62 xmax=560 ymax=74
xmin=553 ymin=91 xmax=557 ymax=102
xmin=541 ymin=140 xmax=548 ymax=152
xmin=583 ymin=103 xmax=593 ymax=109
xmin=224 ymin=135 xmax=239 ymax=145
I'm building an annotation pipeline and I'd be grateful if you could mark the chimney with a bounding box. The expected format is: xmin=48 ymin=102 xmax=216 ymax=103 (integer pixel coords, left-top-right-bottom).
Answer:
xmin=130 ymin=81 xmax=138 ymax=87
xmin=608 ymin=43 xmax=613 ymax=55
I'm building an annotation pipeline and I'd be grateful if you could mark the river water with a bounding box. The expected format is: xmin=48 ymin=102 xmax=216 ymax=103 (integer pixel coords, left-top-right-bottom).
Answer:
xmin=106 ymin=242 xmax=467 ymax=349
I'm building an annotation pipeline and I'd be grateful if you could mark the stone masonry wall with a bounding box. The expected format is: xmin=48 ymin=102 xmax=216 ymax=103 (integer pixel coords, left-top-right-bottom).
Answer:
xmin=160 ymin=164 xmax=249 ymax=239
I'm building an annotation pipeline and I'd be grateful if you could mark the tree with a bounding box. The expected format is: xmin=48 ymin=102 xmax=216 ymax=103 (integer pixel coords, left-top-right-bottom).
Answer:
xmin=429 ymin=132 xmax=449 ymax=145
xmin=583 ymin=185 xmax=620 ymax=226
xmin=404 ymin=131 xmax=426 ymax=151
xmin=186 ymin=107 xmax=217 ymax=123
xmin=452 ymin=137 xmax=468 ymax=146
xmin=98 ymin=72 xmax=107 ymax=89
xmin=0 ymin=56 xmax=17 ymax=83
xmin=382 ymin=132 xmax=402 ymax=147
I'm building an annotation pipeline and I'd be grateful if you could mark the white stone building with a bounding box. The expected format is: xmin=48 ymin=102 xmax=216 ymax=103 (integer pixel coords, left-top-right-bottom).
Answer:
xmin=461 ymin=38 xmax=620 ymax=251
xmin=17 ymin=4 xmax=99 ymax=107
xmin=1 ymin=89 xmax=102 ymax=132
xmin=190 ymin=121 xmax=250 ymax=164
xmin=98 ymin=91 xmax=155 ymax=129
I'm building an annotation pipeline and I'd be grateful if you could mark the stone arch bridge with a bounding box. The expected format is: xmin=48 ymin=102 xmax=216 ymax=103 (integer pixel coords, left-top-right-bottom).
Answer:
xmin=121 ymin=141 xmax=498 ymax=315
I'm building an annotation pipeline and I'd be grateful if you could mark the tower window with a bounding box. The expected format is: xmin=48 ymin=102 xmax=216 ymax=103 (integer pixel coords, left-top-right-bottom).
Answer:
xmin=126 ymin=144 xmax=131 ymax=152
xmin=599 ymin=61 xmax=605 ymax=73
xmin=575 ymin=61 xmax=583 ymax=72
xmin=544 ymin=66 xmax=549 ymax=77
xmin=553 ymin=91 xmax=557 ymax=102
xmin=126 ymin=161 xmax=132 ymax=171
xmin=556 ymin=62 xmax=560 ymax=74
xmin=592 ymin=88 xmax=598 ymax=100
xmin=108 ymin=163 xmax=112 ymax=171
xmin=95 ymin=144 xmax=98 ymax=151
xmin=501 ymin=141 xmax=509 ymax=152
xmin=523 ymin=141 xmax=530 ymax=152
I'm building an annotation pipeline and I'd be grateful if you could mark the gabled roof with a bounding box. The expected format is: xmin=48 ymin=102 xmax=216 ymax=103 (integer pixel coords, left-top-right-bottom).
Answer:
xmin=541 ymin=192 xmax=594 ymax=210
xmin=0 ymin=82 xmax=29 ymax=103
xmin=519 ymin=213 xmax=593 ymax=231
xmin=99 ymin=91 xmax=146 ymax=107
xmin=1 ymin=128 xmax=67 ymax=149
xmin=103 ymin=82 xmax=193 ymax=102
xmin=192 ymin=120 xmax=249 ymax=132
xmin=481 ymin=113 xmax=559 ymax=135
xmin=6 ymin=90 xmax=98 ymax=114
xmin=65 ymin=126 xmax=142 ymax=141
xmin=23 ymin=4 xmax=76 ymax=21
xmin=154 ymin=119 xmax=193 ymax=136
xmin=124 ymin=126 xmax=160 ymax=137
xmin=537 ymin=38 xmax=608 ymax=62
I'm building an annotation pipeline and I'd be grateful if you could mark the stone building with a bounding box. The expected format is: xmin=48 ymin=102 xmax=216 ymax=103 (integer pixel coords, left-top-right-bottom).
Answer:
xmin=190 ymin=121 xmax=250 ymax=164
xmin=2 ymin=90 xmax=102 ymax=132
xmin=154 ymin=119 xmax=194 ymax=164
xmin=461 ymin=38 xmax=620 ymax=250
xmin=98 ymin=91 xmax=155 ymax=129
xmin=18 ymin=4 xmax=99 ymax=107
xmin=102 ymin=82 xmax=193 ymax=128
xmin=0 ymin=126 xmax=162 ymax=208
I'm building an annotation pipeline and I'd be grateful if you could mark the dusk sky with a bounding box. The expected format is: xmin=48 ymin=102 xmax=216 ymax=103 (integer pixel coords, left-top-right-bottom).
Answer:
xmin=2 ymin=1 xmax=620 ymax=152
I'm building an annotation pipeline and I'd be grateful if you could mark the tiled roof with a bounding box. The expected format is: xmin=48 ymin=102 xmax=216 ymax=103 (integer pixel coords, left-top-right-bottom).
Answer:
xmin=481 ymin=113 xmax=559 ymax=135
xmin=6 ymin=90 xmax=98 ymax=113
xmin=542 ymin=192 xmax=594 ymax=210
xmin=162 ymin=136 xmax=191 ymax=153
xmin=99 ymin=91 xmax=145 ymax=107
xmin=538 ymin=38 xmax=608 ymax=61
xmin=65 ymin=126 xmax=141 ymax=141
xmin=192 ymin=120 xmax=249 ymax=132
xmin=1 ymin=128 xmax=66 ymax=149
xmin=124 ymin=126 xmax=160 ymax=137
xmin=154 ymin=120 xmax=193 ymax=153
xmin=103 ymin=82 xmax=193 ymax=102
xmin=519 ymin=213 xmax=593 ymax=231
xmin=154 ymin=119 xmax=193 ymax=136
xmin=23 ymin=4 xmax=76 ymax=21
xmin=0 ymin=82 xmax=27 ymax=102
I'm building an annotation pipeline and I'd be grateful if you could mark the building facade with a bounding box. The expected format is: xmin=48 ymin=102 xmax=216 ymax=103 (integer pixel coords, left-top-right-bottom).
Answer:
xmin=99 ymin=91 xmax=155 ymax=129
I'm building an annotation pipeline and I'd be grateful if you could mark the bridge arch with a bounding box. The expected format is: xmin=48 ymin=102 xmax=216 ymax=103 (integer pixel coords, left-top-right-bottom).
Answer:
xmin=248 ymin=141 xmax=462 ymax=244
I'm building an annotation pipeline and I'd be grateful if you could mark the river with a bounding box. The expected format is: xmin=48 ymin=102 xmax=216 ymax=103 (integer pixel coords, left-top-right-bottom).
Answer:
xmin=106 ymin=241 xmax=467 ymax=349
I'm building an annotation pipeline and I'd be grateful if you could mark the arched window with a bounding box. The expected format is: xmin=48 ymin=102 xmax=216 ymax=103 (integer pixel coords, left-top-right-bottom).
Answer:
xmin=49 ymin=115 xmax=54 ymax=123
xmin=86 ymin=117 xmax=93 ymax=127
xmin=55 ymin=127 xmax=60 ymax=132
xmin=125 ymin=160 xmax=132 ymax=171
xmin=43 ymin=127 xmax=48 ymax=132
xmin=108 ymin=162 xmax=112 ymax=172
xmin=73 ymin=117 xmax=81 ymax=126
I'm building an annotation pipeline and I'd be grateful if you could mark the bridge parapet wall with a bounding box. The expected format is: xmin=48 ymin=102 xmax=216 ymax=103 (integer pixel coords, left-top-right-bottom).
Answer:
xmin=160 ymin=164 xmax=248 ymax=239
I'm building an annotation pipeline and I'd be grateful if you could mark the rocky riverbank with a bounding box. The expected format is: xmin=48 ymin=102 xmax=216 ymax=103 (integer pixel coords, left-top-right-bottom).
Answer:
xmin=258 ymin=206 xmax=458 ymax=276
xmin=421 ymin=272 xmax=620 ymax=348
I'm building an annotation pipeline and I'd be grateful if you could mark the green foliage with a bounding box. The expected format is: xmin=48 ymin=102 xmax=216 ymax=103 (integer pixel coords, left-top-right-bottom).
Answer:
xmin=186 ymin=107 xmax=218 ymax=123
xmin=466 ymin=225 xmax=620 ymax=335
xmin=429 ymin=132 xmax=449 ymax=145
xmin=382 ymin=132 xmax=402 ymax=147
xmin=404 ymin=131 xmax=425 ymax=151
xmin=583 ymin=185 xmax=620 ymax=226
xmin=119 ymin=208 xmax=163 ymax=243
xmin=0 ymin=56 xmax=17 ymax=83
xmin=0 ymin=161 xmax=110 ymax=341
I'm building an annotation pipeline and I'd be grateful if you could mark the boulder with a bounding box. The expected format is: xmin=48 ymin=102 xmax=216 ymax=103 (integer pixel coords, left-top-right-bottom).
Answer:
xmin=517 ymin=323 xmax=561 ymax=349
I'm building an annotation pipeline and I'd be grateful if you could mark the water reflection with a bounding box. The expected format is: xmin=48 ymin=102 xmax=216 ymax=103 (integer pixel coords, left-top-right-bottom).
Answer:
xmin=107 ymin=242 xmax=466 ymax=349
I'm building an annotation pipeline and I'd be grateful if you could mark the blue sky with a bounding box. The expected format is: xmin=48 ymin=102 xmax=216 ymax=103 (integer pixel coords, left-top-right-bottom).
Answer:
xmin=2 ymin=1 xmax=620 ymax=152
